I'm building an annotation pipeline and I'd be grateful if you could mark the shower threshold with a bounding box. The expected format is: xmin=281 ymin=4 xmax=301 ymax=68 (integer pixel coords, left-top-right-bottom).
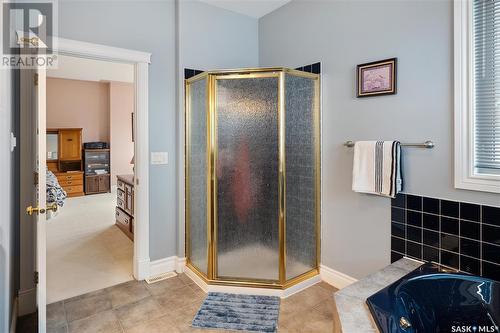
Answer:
xmin=185 ymin=245 xmax=320 ymax=298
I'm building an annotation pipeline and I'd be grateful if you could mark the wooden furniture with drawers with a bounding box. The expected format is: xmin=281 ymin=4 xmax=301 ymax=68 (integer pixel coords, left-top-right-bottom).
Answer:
xmin=47 ymin=128 xmax=84 ymax=197
xmin=54 ymin=171 xmax=85 ymax=197
xmin=116 ymin=174 xmax=134 ymax=240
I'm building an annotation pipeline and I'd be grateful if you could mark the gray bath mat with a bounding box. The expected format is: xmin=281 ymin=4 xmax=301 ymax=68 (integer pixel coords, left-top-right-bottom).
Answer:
xmin=192 ymin=292 xmax=280 ymax=333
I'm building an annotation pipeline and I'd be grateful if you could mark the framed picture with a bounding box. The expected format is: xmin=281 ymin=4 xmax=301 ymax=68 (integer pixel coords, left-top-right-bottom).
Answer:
xmin=357 ymin=58 xmax=397 ymax=97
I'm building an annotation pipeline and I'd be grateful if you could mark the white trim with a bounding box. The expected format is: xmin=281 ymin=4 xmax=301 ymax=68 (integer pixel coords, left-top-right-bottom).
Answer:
xmin=50 ymin=37 xmax=151 ymax=281
xmin=55 ymin=37 xmax=151 ymax=64
xmin=184 ymin=266 xmax=321 ymax=299
xmin=149 ymin=257 xmax=177 ymax=277
xmin=454 ymin=0 xmax=500 ymax=193
xmin=10 ymin=297 xmax=17 ymax=333
xmin=133 ymin=62 xmax=151 ymax=280
xmin=176 ymin=257 xmax=187 ymax=273
xmin=320 ymin=265 xmax=357 ymax=290
xmin=147 ymin=256 xmax=187 ymax=278
xmin=282 ymin=274 xmax=322 ymax=298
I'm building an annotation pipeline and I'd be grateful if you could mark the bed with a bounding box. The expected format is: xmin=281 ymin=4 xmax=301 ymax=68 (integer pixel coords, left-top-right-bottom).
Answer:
xmin=47 ymin=170 xmax=67 ymax=207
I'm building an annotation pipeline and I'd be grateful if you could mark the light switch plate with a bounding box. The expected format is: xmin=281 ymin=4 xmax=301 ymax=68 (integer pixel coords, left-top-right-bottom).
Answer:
xmin=151 ymin=152 xmax=168 ymax=165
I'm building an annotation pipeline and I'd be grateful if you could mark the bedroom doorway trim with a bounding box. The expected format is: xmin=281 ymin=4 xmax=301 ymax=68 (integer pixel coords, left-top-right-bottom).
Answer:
xmin=53 ymin=37 xmax=151 ymax=280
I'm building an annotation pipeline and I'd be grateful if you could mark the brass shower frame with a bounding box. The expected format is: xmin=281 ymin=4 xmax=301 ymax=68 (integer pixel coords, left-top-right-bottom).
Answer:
xmin=185 ymin=67 xmax=321 ymax=289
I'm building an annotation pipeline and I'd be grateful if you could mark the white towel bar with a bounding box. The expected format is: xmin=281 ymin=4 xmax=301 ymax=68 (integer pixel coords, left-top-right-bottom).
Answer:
xmin=344 ymin=140 xmax=435 ymax=149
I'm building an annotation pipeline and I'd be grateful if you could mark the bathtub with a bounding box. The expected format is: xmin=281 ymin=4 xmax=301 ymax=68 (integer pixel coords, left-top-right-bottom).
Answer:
xmin=366 ymin=262 xmax=500 ymax=333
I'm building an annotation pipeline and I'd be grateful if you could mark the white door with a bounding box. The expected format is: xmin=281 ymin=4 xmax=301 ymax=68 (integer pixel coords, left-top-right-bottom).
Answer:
xmin=21 ymin=64 xmax=48 ymax=332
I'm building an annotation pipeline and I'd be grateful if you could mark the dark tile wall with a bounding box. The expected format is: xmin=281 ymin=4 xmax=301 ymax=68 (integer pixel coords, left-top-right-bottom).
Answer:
xmin=184 ymin=68 xmax=204 ymax=80
xmin=295 ymin=62 xmax=321 ymax=74
xmin=391 ymin=193 xmax=500 ymax=281
xmin=186 ymin=64 xmax=321 ymax=79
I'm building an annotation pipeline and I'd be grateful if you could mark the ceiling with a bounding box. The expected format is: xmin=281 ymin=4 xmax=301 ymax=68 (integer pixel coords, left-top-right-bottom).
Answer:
xmin=198 ymin=0 xmax=292 ymax=18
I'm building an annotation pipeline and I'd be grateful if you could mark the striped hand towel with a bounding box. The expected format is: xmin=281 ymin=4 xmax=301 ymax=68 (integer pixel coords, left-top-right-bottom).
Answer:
xmin=352 ymin=141 xmax=402 ymax=198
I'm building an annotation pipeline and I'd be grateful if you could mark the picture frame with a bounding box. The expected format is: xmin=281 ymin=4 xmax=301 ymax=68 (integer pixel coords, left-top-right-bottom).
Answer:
xmin=357 ymin=58 xmax=397 ymax=97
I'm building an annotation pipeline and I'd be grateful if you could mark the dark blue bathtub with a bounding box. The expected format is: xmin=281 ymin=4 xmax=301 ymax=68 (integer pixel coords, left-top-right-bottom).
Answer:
xmin=367 ymin=263 xmax=500 ymax=333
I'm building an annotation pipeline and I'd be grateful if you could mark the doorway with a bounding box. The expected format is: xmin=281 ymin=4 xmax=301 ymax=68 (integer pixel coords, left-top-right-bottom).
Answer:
xmin=45 ymin=55 xmax=136 ymax=303
xmin=17 ymin=38 xmax=151 ymax=331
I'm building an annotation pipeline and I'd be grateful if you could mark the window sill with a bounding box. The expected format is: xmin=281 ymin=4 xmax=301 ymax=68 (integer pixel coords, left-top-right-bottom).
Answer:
xmin=455 ymin=175 xmax=500 ymax=194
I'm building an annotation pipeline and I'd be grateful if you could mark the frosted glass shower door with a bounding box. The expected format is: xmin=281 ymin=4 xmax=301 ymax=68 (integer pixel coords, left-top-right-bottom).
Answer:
xmin=215 ymin=75 xmax=280 ymax=281
xmin=285 ymin=74 xmax=319 ymax=280
xmin=186 ymin=78 xmax=208 ymax=274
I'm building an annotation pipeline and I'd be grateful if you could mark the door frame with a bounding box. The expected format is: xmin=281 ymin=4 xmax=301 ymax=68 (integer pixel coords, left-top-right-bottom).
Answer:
xmin=53 ymin=37 xmax=152 ymax=280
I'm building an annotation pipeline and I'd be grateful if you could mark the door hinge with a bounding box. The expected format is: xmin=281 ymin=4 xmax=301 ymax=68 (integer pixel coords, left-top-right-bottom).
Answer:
xmin=34 ymin=172 xmax=39 ymax=185
xmin=34 ymin=73 xmax=38 ymax=86
xmin=34 ymin=271 xmax=39 ymax=285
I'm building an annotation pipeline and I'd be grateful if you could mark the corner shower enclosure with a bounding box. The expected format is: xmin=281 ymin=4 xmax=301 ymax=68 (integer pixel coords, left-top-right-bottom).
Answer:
xmin=185 ymin=68 xmax=320 ymax=289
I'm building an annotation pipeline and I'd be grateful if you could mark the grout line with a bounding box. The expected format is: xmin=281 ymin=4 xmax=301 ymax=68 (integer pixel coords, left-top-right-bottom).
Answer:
xmin=392 ymin=206 xmax=494 ymax=225
xmin=458 ymin=203 xmax=461 ymax=271
xmin=480 ymin=206 xmax=483 ymax=276
xmin=391 ymin=221 xmax=500 ymax=247
xmin=404 ymin=195 xmax=408 ymax=255
xmin=397 ymin=192 xmax=500 ymax=209
xmin=392 ymin=238 xmax=500 ymax=266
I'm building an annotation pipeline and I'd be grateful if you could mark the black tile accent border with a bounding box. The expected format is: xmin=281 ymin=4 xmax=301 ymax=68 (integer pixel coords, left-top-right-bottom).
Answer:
xmin=184 ymin=68 xmax=204 ymax=80
xmin=296 ymin=62 xmax=321 ymax=74
xmin=391 ymin=193 xmax=500 ymax=282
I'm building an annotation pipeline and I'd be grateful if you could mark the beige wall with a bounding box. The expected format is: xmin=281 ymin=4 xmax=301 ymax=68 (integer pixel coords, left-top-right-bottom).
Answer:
xmin=47 ymin=78 xmax=134 ymax=186
xmin=109 ymin=82 xmax=134 ymax=185
xmin=47 ymin=78 xmax=110 ymax=142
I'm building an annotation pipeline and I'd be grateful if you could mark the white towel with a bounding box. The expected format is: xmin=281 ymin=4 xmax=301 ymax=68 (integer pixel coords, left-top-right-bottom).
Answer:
xmin=352 ymin=141 xmax=402 ymax=198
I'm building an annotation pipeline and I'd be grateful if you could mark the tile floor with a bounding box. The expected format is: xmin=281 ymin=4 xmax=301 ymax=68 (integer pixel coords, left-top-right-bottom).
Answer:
xmin=47 ymin=191 xmax=133 ymax=303
xmin=46 ymin=274 xmax=339 ymax=333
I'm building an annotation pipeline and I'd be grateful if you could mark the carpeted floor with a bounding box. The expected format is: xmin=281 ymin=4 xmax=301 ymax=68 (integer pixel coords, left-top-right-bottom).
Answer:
xmin=192 ymin=292 xmax=280 ymax=333
xmin=47 ymin=190 xmax=133 ymax=303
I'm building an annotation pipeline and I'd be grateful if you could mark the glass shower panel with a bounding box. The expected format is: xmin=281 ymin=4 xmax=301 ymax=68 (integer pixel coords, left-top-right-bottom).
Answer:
xmin=187 ymin=78 xmax=208 ymax=274
xmin=285 ymin=74 xmax=317 ymax=280
xmin=216 ymin=77 xmax=279 ymax=281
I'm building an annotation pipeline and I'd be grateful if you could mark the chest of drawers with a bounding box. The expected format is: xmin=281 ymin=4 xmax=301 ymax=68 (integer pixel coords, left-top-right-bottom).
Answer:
xmin=116 ymin=174 xmax=134 ymax=241
xmin=54 ymin=171 xmax=84 ymax=197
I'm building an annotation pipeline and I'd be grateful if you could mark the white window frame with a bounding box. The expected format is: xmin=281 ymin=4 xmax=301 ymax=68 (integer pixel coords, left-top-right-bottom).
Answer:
xmin=454 ymin=0 xmax=500 ymax=194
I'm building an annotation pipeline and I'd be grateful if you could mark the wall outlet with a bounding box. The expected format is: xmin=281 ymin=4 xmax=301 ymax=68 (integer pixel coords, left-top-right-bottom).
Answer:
xmin=151 ymin=152 xmax=168 ymax=165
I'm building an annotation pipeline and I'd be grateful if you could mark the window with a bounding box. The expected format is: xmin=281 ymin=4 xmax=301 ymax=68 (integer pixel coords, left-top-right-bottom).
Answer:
xmin=455 ymin=0 xmax=500 ymax=193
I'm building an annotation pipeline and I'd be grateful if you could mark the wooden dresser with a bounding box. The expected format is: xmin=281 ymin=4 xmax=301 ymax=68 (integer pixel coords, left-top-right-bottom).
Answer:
xmin=116 ymin=174 xmax=134 ymax=240
xmin=54 ymin=171 xmax=85 ymax=197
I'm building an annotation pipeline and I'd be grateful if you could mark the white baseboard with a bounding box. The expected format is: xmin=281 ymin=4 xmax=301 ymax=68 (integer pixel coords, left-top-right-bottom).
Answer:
xmin=148 ymin=256 xmax=187 ymax=278
xmin=320 ymin=264 xmax=357 ymax=289
xmin=10 ymin=297 xmax=18 ymax=333
xmin=18 ymin=288 xmax=36 ymax=316
xmin=176 ymin=257 xmax=186 ymax=273
xmin=134 ymin=257 xmax=150 ymax=281
xmin=149 ymin=256 xmax=177 ymax=277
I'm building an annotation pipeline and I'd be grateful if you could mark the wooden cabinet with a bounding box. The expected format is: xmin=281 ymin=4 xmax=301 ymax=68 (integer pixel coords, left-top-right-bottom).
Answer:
xmin=47 ymin=128 xmax=84 ymax=197
xmin=58 ymin=129 xmax=82 ymax=161
xmin=85 ymin=174 xmax=111 ymax=194
xmin=116 ymin=174 xmax=134 ymax=241
xmin=83 ymin=149 xmax=110 ymax=195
